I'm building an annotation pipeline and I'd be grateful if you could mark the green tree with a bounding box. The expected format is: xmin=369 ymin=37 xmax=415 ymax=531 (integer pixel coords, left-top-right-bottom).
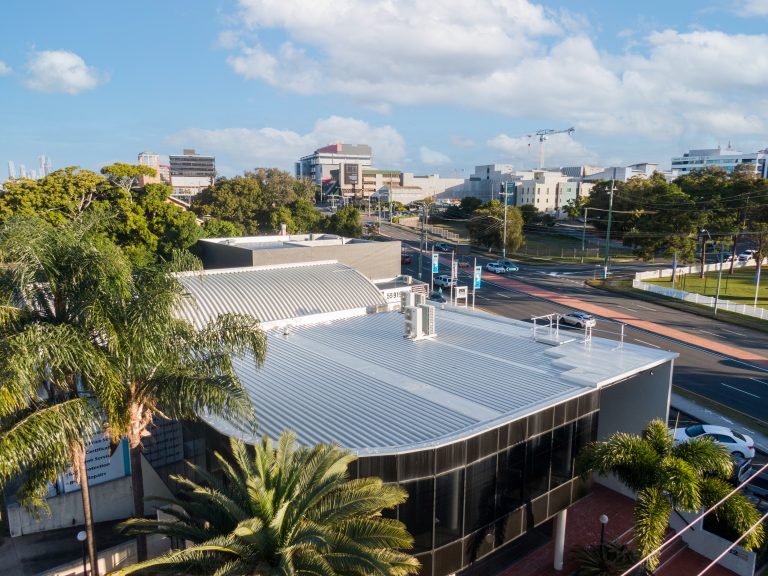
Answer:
xmin=291 ymin=199 xmax=323 ymax=232
xmin=115 ymin=432 xmax=420 ymax=576
xmin=519 ymin=204 xmax=539 ymax=224
xmin=100 ymin=163 xmax=157 ymax=204
xmin=0 ymin=215 xmax=132 ymax=576
xmin=202 ymin=217 xmax=245 ymax=238
xmin=564 ymin=195 xmax=589 ymax=220
xmin=578 ymin=419 xmax=763 ymax=571
xmin=101 ymin=257 xmax=267 ymax=561
xmin=324 ymin=204 xmax=363 ymax=237
xmin=192 ymin=176 xmax=263 ymax=234
xmin=467 ymin=200 xmax=524 ymax=253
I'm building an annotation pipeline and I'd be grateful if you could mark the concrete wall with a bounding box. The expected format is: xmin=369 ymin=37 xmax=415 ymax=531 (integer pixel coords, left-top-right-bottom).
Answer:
xmin=8 ymin=455 xmax=173 ymax=537
xmin=597 ymin=360 xmax=672 ymax=442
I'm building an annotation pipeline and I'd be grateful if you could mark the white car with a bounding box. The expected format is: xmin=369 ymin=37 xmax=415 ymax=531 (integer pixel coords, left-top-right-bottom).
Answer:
xmin=673 ymin=424 xmax=755 ymax=460
xmin=486 ymin=262 xmax=506 ymax=274
xmin=433 ymin=274 xmax=456 ymax=288
xmin=738 ymin=249 xmax=756 ymax=262
xmin=560 ymin=312 xmax=596 ymax=329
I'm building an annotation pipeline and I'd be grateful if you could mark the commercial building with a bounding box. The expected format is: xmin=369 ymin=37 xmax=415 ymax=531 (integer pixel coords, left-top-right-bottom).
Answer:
xmin=582 ymin=163 xmax=664 ymax=183
xmin=137 ymin=151 xmax=170 ymax=186
xmin=514 ymin=170 xmax=592 ymax=217
xmin=296 ymin=143 xmax=373 ymax=187
xmin=671 ymin=146 xmax=768 ymax=178
xmin=173 ymin=261 xmax=677 ymax=576
xmin=169 ymin=149 xmax=216 ymax=203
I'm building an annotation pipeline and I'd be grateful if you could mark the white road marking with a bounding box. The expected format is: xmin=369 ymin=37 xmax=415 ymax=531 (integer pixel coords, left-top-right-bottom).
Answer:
xmin=699 ymin=329 xmax=721 ymax=337
xmin=722 ymin=328 xmax=747 ymax=336
xmin=633 ymin=338 xmax=661 ymax=349
xmin=634 ymin=304 xmax=658 ymax=311
xmin=721 ymin=383 xmax=760 ymax=398
xmin=744 ymin=428 xmax=756 ymax=434
xmin=495 ymin=292 xmax=511 ymax=298
xmin=722 ymin=417 xmax=734 ymax=424
xmin=749 ymin=377 xmax=768 ymax=386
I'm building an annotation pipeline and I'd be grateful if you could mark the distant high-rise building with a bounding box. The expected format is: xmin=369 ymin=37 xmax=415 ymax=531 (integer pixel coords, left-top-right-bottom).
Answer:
xmin=671 ymin=146 xmax=768 ymax=178
xmin=7 ymin=161 xmax=16 ymax=180
xmin=5 ymin=155 xmax=52 ymax=182
xmin=138 ymin=151 xmax=160 ymax=169
xmin=169 ymin=149 xmax=215 ymax=204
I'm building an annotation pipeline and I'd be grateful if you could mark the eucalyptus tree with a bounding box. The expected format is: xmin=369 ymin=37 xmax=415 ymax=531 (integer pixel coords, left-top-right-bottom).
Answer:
xmin=114 ymin=432 xmax=420 ymax=576
xmin=578 ymin=419 xmax=763 ymax=571
xmin=0 ymin=215 xmax=132 ymax=576
xmin=102 ymin=255 xmax=267 ymax=561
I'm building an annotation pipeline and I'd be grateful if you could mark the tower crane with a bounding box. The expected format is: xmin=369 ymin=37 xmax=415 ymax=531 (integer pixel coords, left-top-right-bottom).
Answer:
xmin=528 ymin=127 xmax=575 ymax=169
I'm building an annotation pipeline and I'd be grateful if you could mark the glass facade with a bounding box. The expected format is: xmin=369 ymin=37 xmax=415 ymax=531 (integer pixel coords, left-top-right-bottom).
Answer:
xmin=353 ymin=392 xmax=600 ymax=576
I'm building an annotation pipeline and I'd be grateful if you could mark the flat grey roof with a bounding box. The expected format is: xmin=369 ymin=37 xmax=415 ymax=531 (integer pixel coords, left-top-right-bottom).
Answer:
xmin=207 ymin=306 xmax=676 ymax=455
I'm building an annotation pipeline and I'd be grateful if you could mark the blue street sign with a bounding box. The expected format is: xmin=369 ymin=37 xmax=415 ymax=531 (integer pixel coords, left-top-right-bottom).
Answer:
xmin=432 ymin=253 xmax=439 ymax=274
xmin=473 ymin=265 xmax=482 ymax=289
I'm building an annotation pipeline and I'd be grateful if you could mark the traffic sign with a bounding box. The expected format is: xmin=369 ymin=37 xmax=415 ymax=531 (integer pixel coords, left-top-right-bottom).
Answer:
xmin=432 ymin=253 xmax=439 ymax=273
xmin=473 ymin=265 xmax=482 ymax=289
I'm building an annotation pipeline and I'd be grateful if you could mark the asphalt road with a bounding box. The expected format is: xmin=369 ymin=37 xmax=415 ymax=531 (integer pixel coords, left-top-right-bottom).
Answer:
xmin=386 ymin=224 xmax=768 ymax=426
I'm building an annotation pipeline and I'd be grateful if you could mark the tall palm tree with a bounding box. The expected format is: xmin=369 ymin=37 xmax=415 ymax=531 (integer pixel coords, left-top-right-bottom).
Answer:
xmin=113 ymin=432 xmax=420 ymax=576
xmin=0 ymin=215 xmax=132 ymax=576
xmin=578 ymin=418 xmax=764 ymax=571
xmin=101 ymin=256 xmax=267 ymax=561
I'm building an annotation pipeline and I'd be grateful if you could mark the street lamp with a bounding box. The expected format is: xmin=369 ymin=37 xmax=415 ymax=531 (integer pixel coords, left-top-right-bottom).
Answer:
xmin=77 ymin=530 xmax=88 ymax=576
xmin=599 ymin=514 xmax=609 ymax=546
xmin=714 ymin=240 xmax=725 ymax=315
xmin=501 ymin=182 xmax=509 ymax=262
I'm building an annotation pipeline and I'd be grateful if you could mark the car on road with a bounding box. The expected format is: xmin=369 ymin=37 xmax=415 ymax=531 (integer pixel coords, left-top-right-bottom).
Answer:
xmin=738 ymin=249 xmax=756 ymax=262
xmin=458 ymin=259 xmax=470 ymax=268
xmin=560 ymin=311 xmax=596 ymax=329
xmin=434 ymin=242 xmax=452 ymax=252
xmin=401 ymin=253 xmax=412 ymax=264
xmin=428 ymin=291 xmax=447 ymax=303
xmin=486 ymin=262 xmax=506 ymax=274
xmin=673 ymin=424 xmax=755 ymax=460
xmin=433 ymin=274 xmax=456 ymax=288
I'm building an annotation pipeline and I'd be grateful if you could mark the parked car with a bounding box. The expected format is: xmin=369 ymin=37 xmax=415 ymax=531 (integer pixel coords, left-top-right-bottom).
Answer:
xmin=738 ymin=249 xmax=756 ymax=262
xmin=433 ymin=274 xmax=456 ymax=288
xmin=434 ymin=242 xmax=452 ymax=252
xmin=560 ymin=311 xmax=596 ymax=329
xmin=486 ymin=262 xmax=506 ymax=274
xmin=401 ymin=254 xmax=412 ymax=264
xmin=673 ymin=424 xmax=755 ymax=460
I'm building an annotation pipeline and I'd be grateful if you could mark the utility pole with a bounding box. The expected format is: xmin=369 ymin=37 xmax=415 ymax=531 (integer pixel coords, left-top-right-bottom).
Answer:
xmin=602 ymin=170 xmax=616 ymax=280
xmin=581 ymin=206 xmax=590 ymax=263
xmin=501 ymin=182 xmax=509 ymax=262
xmin=418 ymin=204 xmax=426 ymax=279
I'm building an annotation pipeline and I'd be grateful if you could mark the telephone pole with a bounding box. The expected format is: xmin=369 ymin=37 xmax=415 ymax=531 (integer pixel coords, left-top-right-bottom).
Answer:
xmin=501 ymin=182 xmax=509 ymax=262
xmin=602 ymin=170 xmax=616 ymax=280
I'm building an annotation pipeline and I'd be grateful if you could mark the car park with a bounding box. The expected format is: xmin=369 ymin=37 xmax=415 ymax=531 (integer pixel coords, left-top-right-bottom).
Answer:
xmin=673 ymin=424 xmax=755 ymax=460
xmin=434 ymin=242 xmax=452 ymax=252
xmin=560 ymin=311 xmax=596 ymax=329
xmin=433 ymin=274 xmax=456 ymax=288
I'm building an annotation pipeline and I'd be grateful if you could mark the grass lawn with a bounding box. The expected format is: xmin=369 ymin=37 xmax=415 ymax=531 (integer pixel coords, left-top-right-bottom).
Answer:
xmin=648 ymin=266 xmax=768 ymax=309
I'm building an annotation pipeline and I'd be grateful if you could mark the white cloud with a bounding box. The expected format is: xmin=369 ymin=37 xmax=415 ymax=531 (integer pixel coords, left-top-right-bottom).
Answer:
xmin=450 ymin=136 xmax=475 ymax=148
xmin=24 ymin=50 xmax=104 ymax=94
xmin=220 ymin=1 xmax=768 ymax=144
xmin=739 ymin=0 xmax=768 ymax=16
xmin=0 ymin=61 xmax=10 ymax=76
xmin=419 ymin=146 xmax=451 ymax=166
xmin=167 ymin=116 xmax=406 ymax=175
xmin=488 ymin=132 xmax=599 ymax=167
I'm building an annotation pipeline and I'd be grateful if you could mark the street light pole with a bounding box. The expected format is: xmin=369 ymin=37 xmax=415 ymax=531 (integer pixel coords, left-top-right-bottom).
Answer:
xmin=501 ymin=182 xmax=508 ymax=262
xmin=602 ymin=171 xmax=616 ymax=280
xmin=77 ymin=530 xmax=88 ymax=576
xmin=418 ymin=204 xmax=426 ymax=280
xmin=581 ymin=206 xmax=590 ymax=263
xmin=714 ymin=241 xmax=724 ymax=315
xmin=599 ymin=514 xmax=609 ymax=546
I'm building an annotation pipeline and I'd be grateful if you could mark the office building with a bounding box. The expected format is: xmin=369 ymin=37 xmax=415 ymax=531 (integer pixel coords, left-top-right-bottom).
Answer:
xmin=295 ymin=143 xmax=373 ymax=187
xmin=671 ymin=146 xmax=768 ymax=178
xmin=169 ymin=149 xmax=215 ymax=203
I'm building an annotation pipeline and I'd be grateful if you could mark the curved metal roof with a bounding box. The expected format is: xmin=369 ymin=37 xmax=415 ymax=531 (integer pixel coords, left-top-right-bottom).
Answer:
xmin=175 ymin=262 xmax=386 ymax=329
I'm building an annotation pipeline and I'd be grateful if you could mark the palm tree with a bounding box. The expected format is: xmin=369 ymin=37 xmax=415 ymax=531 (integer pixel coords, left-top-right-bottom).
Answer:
xmin=578 ymin=418 xmax=764 ymax=571
xmin=113 ymin=432 xmax=420 ymax=576
xmin=0 ymin=215 xmax=133 ymax=576
xmin=100 ymin=257 xmax=267 ymax=561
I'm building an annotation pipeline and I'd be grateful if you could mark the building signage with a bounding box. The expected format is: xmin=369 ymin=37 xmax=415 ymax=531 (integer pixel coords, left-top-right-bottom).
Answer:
xmin=60 ymin=434 xmax=130 ymax=494
xmin=451 ymin=260 xmax=458 ymax=280
xmin=474 ymin=266 xmax=482 ymax=289
xmin=343 ymin=163 xmax=358 ymax=185
xmin=432 ymin=253 xmax=439 ymax=273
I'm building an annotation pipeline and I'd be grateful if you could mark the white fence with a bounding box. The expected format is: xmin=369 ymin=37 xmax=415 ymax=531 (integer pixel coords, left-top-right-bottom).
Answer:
xmin=632 ymin=280 xmax=767 ymax=320
xmin=635 ymin=259 xmax=758 ymax=281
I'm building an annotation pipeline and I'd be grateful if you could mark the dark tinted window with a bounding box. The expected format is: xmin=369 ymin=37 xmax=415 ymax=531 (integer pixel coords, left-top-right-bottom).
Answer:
xmin=399 ymin=478 xmax=434 ymax=552
xmin=685 ymin=424 xmax=705 ymax=438
xmin=550 ymin=423 xmax=575 ymax=487
xmin=358 ymin=455 xmax=397 ymax=483
xmin=436 ymin=441 xmax=466 ymax=474
xmin=497 ymin=443 xmax=525 ymax=513
xmin=434 ymin=540 xmax=463 ymax=575
xmin=465 ymin=456 xmax=498 ymax=534
xmin=467 ymin=429 xmax=498 ymax=464
xmin=528 ymin=408 xmax=554 ymax=437
xmin=398 ymin=450 xmax=434 ymax=481
xmin=524 ymin=432 xmax=552 ymax=499
xmin=435 ymin=470 xmax=464 ymax=547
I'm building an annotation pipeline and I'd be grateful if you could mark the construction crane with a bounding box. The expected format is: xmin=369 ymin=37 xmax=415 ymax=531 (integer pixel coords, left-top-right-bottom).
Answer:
xmin=528 ymin=127 xmax=575 ymax=169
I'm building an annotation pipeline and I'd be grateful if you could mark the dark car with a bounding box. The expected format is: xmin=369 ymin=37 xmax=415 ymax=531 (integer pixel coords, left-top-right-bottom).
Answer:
xmin=428 ymin=291 xmax=447 ymax=303
xmin=401 ymin=254 xmax=412 ymax=264
xmin=434 ymin=242 xmax=452 ymax=252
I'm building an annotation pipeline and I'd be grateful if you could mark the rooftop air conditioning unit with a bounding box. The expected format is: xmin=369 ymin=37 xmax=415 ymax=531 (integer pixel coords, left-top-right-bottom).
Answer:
xmin=414 ymin=292 xmax=426 ymax=306
xmin=420 ymin=304 xmax=436 ymax=337
xmin=404 ymin=306 xmax=423 ymax=339
xmin=400 ymin=291 xmax=415 ymax=311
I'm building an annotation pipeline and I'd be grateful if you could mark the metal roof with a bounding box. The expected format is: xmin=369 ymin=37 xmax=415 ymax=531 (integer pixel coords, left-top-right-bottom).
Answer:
xmin=175 ymin=262 xmax=386 ymax=330
xmin=202 ymin=305 xmax=677 ymax=456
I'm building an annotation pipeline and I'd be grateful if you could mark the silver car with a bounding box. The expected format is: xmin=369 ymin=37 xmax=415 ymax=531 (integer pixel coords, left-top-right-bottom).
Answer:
xmin=673 ymin=424 xmax=755 ymax=460
xmin=560 ymin=312 xmax=596 ymax=329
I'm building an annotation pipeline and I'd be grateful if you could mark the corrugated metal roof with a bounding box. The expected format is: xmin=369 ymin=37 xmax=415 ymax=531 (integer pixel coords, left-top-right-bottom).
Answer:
xmin=199 ymin=306 xmax=676 ymax=456
xmin=175 ymin=262 xmax=386 ymax=329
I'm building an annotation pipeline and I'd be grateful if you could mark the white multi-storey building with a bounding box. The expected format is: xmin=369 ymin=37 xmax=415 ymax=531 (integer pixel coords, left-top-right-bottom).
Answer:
xmin=514 ymin=170 xmax=590 ymax=216
xmin=671 ymin=147 xmax=768 ymax=177
xmin=296 ymin=143 xmax=373 ymax=186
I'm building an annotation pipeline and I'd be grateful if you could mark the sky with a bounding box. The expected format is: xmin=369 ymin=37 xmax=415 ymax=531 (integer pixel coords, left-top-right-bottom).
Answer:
xmin=2 ymin=0 xmax=768 ymax=178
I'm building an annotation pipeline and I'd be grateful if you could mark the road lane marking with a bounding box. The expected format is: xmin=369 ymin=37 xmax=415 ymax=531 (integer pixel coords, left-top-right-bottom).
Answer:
xmin=699 ymin=329 xmax=721 ymax=337
xmin=634 ymin=304 xmax=658 ymax=311
xmin=722 ymin=328 xmax=747 ymax=336
xmin=633 ymin=338 xmax=661 ymax=349
xmin=750 ymin=377 xmax=768 ymax=386
xmin=495 ymin=292 xmax=511 ymax=298
xmin=744 ymin=428 xmax=756 ymax=434
xmin=721 ymin=383 xmax=760 ymax=398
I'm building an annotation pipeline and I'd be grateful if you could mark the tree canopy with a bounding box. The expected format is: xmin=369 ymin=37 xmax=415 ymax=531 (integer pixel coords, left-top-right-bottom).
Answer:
xmin=467 ymin=200 xmax=524 ymax=253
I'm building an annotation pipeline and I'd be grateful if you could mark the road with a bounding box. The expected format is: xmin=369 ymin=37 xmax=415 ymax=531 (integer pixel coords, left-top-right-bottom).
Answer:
xmin=385 ymin=224 xmax=768 ymax=426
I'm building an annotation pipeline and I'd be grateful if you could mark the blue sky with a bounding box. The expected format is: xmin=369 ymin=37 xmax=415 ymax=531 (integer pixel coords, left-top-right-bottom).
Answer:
xmin=2 ymin=0 xmax=768 ymax=178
